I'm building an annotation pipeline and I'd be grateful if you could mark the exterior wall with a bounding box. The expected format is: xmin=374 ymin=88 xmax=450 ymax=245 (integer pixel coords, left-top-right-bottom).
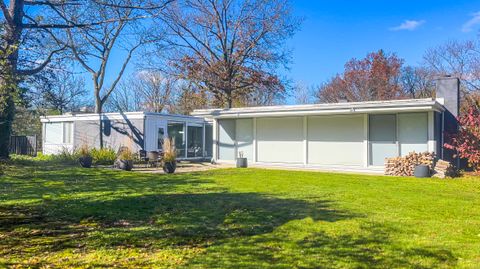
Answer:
xmin=74 ymin=117 xmax=145 ymax=152
xmin=308 ymin=115 xmax=364 ymax=166
xmin=257 ymin=117 xmax=304 ymax=163
xmin=214 ymin=111 xmax=436 ymax=171
xmin=218 ymin=119 xmax=236 ymax=160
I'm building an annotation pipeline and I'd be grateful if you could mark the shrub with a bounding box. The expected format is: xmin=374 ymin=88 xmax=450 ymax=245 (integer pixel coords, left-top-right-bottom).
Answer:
xmin=444 ymin=106 xmax=480 ymax=171
xmin=91 ymin=147 xmax=116 ymax=165
xmin=118 ymin=147 xmax=134 ymax=161
xmin=162 ymin=137 xmax=176 ymax=163
xmin=77 ymin=144 xmax=91 ymax=158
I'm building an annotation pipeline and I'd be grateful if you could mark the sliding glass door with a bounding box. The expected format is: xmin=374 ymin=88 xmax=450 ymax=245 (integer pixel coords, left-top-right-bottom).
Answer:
xmin=167 ymin=122 xmax=186 ymax=158
xmin=187 ymin=125 xmax=204 ymax=158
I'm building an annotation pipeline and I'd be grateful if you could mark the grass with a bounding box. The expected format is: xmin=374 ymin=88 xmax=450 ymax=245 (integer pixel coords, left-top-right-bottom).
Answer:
xmin=0 ymin=161 xmax=479 ymax=268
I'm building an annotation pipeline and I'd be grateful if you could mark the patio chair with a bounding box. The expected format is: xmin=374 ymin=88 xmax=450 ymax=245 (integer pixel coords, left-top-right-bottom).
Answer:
xmin=147 ymin=151 xmax=160 ymax=168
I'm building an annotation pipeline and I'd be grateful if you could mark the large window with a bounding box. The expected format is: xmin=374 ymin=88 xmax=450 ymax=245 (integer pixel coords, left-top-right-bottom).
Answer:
xmin=187 ymin=125 xmax=203 ymax=158
xmin=167 ymin=122 xmax=186 ymax=158
xmin=45 ymin=122 xmax=73 ymax=144
xmin=157 ymin=127 xmax=165 ymax=150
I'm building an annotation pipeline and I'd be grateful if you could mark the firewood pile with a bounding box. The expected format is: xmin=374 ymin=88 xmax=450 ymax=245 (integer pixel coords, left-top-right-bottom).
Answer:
xmin=385 ymin=152 xmax=435 ymax=176
xmin=432 ymin=160 xmax=457 ymax=178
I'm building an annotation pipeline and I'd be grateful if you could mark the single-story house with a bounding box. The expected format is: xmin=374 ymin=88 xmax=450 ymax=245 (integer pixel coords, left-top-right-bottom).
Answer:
xmin=41 ymin=112 xmax=213 ymax=160
xmin=191 ymin=77 xmax=460 ymax=173
xmin=41 ymin=76 xmax=459 ymax=173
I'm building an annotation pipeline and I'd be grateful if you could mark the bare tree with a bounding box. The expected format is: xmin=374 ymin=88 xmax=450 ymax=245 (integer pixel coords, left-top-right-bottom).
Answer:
xmin=159 ymin=0 xmax=299 ymax=108
xmin=293 ymin=82 xmax=315 ymax=104
xmin=0 ymin=0 xmax=85 ymax=158
xmin=64 ymin=0 xmax=171 ymax=147
xmin=109 ymin=71 xmax=176 ymax=112
xmin=33 ymin=71 xmax=87 ymax=113
xmin=401 ymin=66 xmax=435 ymax=99
xmin=424 ymin=38 xmax=480 ymax=92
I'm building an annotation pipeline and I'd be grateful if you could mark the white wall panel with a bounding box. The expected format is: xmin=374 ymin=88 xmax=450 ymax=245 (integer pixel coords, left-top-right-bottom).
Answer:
xmin=218 ymin=119 xmax=236 ymax=160
xmin=236 ymin=119 xmax=253 ymax=161
xmin=307 ymin=115 xmax=364 ymax=166
xmin=398 ymin=112 xmax=428 ymax=156
xmin=257 ymin=117 xmax=303 ymax=163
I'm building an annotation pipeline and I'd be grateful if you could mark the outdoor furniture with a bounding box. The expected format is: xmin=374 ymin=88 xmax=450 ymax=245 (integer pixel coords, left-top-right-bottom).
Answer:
xmin=139 ymin=150 xmax=149 ymax=168
xmin=147 ymin=151 xmax=160 ymax=168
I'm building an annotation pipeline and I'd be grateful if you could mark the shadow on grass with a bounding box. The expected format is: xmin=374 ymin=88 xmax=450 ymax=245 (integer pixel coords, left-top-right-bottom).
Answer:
xmin=185 ymin=222 xmax=457 ymax=269
xmin=0 ymin=163 xmax=458 ymax=268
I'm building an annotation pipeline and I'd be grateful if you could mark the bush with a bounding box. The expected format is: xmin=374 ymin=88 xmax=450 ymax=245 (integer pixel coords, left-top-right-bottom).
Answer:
xmin=444 ymin=106 xmax=480 ymax=171
xmin=118 ymin=147 xmax=134 ymax=161
xmin=91 ymin=147 xmax=116 ymax=165
xmin=162 ymin=137 xmax=177 ymax=163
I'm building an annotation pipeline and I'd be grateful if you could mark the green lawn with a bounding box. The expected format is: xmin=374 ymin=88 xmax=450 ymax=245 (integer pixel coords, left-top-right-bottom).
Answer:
xmin=1 ymin=162 xmax=479 ymax=268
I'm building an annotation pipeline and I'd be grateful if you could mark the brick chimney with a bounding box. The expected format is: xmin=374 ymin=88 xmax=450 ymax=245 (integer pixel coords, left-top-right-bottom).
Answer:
xmin=435 ymin=76 xmax=460 ymax=163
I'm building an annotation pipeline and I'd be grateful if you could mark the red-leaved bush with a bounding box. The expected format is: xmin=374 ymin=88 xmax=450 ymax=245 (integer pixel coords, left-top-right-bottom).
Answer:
xmin=444 ymin=106 xmax=480 ymax=171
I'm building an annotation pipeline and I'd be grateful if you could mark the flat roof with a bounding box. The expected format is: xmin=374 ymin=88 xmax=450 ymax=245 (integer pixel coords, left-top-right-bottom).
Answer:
xmin=191 ymin=98 xmax=445 ymax=118
xmin=40 ymin=111 xmax=206 ymax=122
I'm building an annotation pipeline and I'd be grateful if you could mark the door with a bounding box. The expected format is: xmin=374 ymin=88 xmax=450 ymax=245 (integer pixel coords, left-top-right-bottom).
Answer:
xmin=369 ymin=114 xmax=397 ymax=166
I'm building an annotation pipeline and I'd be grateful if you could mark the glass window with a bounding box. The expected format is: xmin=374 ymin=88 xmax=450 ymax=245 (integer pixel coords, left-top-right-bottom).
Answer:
xmin=167 ymin=122 xmax=186 ymax=158
xmin=187 ymin=125 xmax=203 ymax=158
xmin=157 ymin=127 xmax=165 ymax=150
xmin=45 ymin=122 xmax=63 ymax=144
xmin=205 ymin=124 xmax=213 ymax=157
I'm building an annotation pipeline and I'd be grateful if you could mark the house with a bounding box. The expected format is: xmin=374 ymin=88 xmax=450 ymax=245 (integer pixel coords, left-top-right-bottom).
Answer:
xmin=191 ymin=77 xmax=459 ymax=173
xmin=40 ymin=112 xmax=213 ymax=160
xmin=41 ymin=77 xmax=459 ymax=173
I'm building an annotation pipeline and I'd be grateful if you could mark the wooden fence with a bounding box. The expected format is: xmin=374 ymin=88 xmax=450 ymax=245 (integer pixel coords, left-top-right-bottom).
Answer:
xmin=9 ymin=135 xmax=37 ymax=156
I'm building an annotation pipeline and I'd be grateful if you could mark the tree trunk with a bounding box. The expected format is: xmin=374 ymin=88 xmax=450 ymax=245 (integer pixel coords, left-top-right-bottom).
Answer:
xmin=95 ymin=95 xmax=104 ymax=149
xmin=0 ymin=79 xmax=16 ymax=159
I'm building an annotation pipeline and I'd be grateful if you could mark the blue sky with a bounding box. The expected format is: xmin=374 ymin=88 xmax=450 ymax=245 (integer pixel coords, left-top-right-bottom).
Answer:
xmin=288 ymin=0 xmax=480 ymax=86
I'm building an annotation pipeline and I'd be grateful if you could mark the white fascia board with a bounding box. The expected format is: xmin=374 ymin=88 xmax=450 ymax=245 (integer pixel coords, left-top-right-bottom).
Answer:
xmin=201 ymin=105 xmax=443 ymax=119
xmin=192 ymin=99 xmax=445 ymax=119
xmin=41 ymin=112 xmax=146 ymax=122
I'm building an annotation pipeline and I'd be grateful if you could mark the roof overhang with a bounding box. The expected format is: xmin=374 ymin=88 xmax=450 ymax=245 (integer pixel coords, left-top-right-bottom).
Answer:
xmin=40 ymin=111 xmax=206 ymax=123
xmin=191 ymin=98 xmax=446 ymax=119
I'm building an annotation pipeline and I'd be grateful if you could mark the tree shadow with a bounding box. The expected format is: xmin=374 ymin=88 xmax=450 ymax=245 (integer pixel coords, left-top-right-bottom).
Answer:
xmin=185 ymin=222 xmax=457 ymax=268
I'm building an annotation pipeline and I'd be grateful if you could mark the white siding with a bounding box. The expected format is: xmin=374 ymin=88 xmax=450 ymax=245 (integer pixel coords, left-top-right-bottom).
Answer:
xmin=398 ymin=112 xmax=428 ymax=155
xmin=218 ymin=119 xmax=236 ymax=160
xmin=307 ymin=115 xmax=364 ymax=166
xmin=257 ymin=117 xmax=303 ymax=163
xmin=236 ymin=119 xmax=253 ymax=161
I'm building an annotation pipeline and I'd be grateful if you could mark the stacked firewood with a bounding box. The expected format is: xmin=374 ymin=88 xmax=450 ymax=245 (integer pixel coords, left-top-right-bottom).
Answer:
xmin=432 ymin=160 xmax=456 ymax=178
xmin=385 ymin=152 xmax=435 ymax=176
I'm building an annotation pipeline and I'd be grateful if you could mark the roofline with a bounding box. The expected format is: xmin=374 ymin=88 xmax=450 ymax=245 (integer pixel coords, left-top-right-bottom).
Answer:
xmin=191 ymin=98 xmax=446 ymax=118
xmin=40 ymin=111 xmax=206 ymax=123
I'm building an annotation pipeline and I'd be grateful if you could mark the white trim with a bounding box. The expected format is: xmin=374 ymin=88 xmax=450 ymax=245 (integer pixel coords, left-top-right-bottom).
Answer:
xmin=253 ymin=118 xmax=257 ymax=163
xmin=192 ymin=98 xmax=445 ymax=118
xmin=303 ymin=116 xmax=308 ymax=165
xmin=212 ymin=119 xmax=218 ymax=161
xmin=427 ymin=111 xmax=436 ymax=153
xmin=363 ymin=114 xmax=368 ymax=168
xmin=41 ymin=111 xmax=207 ymax=123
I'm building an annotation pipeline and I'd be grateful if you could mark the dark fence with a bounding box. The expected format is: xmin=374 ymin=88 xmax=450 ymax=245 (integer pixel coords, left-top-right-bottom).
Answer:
xmin=9 ymin=135 xmax=37 ymax=156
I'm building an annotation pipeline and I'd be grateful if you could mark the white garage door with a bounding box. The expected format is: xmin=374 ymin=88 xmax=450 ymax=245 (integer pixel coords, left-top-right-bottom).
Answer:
xmin=308 ymin=115 xmax=364 ymax=166
xmin=257 ymin=117 xmax=303 ymax=163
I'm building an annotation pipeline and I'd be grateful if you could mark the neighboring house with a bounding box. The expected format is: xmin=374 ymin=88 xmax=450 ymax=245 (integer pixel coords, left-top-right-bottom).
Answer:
xmin=192 ymin=77 xmax=459 ymax=173
xmin=40 ymin=112 xmax=213 ymax=160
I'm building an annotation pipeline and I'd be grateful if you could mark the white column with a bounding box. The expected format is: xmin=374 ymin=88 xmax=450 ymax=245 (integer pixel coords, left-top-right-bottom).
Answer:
xmin=212 ymin=119 xmax=218 ymax=161
xmin=253 ymin=117 xmax=257 ymax=163
xmin=363 ymin=114 xmax=369 ymax=168
xmin=303 ymin=116 xmax=308 ymax=166
xmin=427 ymin=111 xmax=436 ymax=153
